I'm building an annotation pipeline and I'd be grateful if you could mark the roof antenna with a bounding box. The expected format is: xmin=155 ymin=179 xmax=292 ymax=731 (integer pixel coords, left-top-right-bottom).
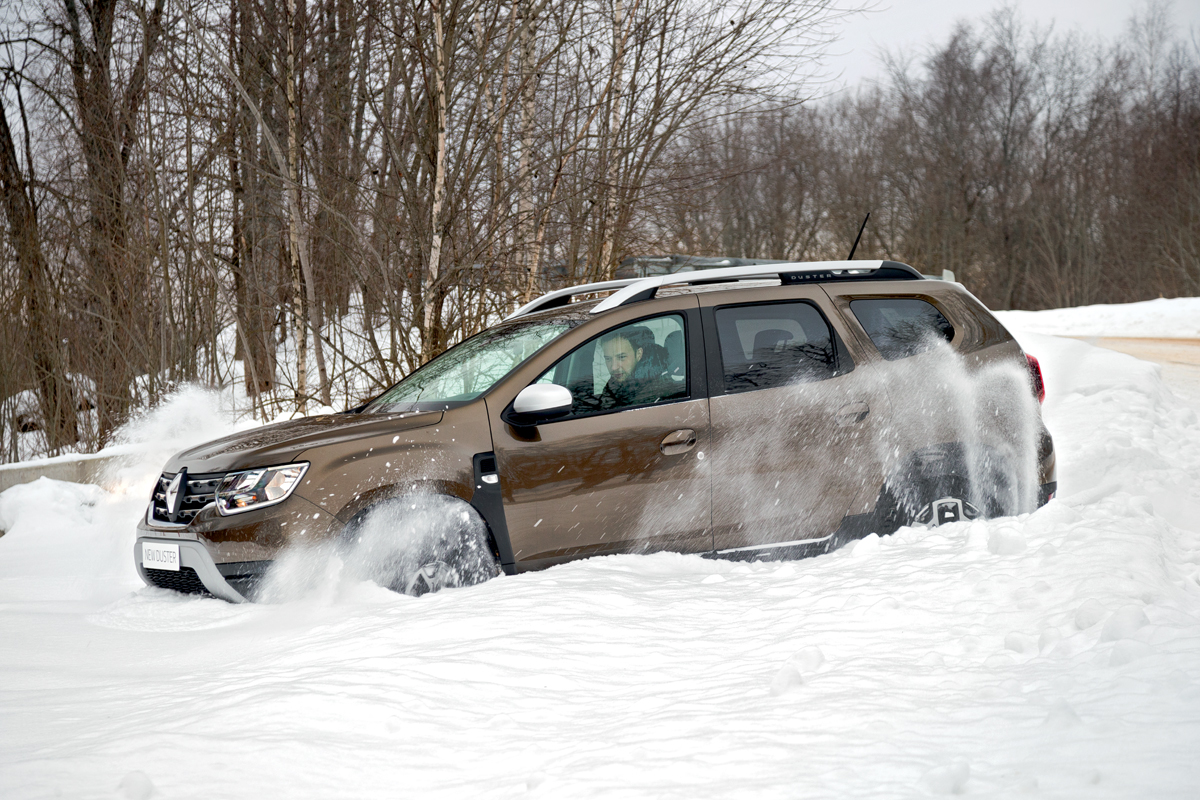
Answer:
xmin=846 ymin=212 xmax=870 ymax=260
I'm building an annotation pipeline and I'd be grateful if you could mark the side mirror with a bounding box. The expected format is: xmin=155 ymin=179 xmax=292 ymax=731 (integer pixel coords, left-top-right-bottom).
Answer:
xmin=505 ymin=384 xmax=573 ymax=426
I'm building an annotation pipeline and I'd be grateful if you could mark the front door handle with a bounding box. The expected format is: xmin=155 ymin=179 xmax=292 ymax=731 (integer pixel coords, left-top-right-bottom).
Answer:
xmin=660 ymin=428 xmax=697 ymax=455
xmin=835 ymin=402 xmax=870 ymax=427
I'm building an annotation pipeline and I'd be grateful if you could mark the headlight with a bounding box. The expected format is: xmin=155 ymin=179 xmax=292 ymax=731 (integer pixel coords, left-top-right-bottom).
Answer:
xmin=215 ymin=462 xmax=309 ymax=515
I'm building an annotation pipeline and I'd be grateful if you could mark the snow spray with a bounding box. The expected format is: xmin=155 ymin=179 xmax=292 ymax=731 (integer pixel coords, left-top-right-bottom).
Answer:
xmin=629 ymin=339 xmax=1043 ymax=554
xmin=257 ymin=491 xmax=498 ymax=602
xmin=871 ymin=340 xmax=1044 ymax=524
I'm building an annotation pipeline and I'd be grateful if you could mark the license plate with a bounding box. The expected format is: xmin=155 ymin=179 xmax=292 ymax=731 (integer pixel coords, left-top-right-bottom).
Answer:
xmin=142 ymin=542 xmax=180 ymax=572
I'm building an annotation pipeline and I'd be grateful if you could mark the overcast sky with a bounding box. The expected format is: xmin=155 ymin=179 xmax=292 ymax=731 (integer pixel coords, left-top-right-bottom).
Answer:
xmin=816 ymin=0 xmax=1200 ymax=90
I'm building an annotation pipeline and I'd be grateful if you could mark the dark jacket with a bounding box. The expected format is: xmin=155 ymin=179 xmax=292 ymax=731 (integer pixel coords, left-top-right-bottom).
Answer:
xmin=598 ymin=350 xmax=678 ymax=409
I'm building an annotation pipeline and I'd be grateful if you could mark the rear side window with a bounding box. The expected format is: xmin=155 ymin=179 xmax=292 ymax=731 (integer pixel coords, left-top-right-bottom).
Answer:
xmin=850 ymin=298 xmax=954 ymax=361
xmin=714 ymin=302 xmax=839 ymax=393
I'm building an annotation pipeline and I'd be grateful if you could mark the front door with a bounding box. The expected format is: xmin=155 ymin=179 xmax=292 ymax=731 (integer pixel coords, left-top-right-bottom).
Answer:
xmin=489 ymin=309 xmax=711 ymax=568
xmin=700 ymin=288 xmax=889 ymax=554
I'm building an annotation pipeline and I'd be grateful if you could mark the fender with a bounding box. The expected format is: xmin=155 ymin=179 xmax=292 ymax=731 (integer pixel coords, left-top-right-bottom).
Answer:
xmin=334 ymin=477 xmax=472 ymax=529
xmin=333 ymin=456 xmax=515 ymax=576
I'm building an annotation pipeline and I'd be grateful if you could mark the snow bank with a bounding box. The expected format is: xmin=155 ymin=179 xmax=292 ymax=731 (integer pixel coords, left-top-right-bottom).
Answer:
xmin=996 ymin=296 xmax=1200 ymax=339
xmin=1 ymin=333 xmax=1199 ymax=798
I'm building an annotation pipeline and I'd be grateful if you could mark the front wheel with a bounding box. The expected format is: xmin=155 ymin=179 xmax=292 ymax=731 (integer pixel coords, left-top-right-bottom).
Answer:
xmin=343 ymin=495 xmax=500 ymax=596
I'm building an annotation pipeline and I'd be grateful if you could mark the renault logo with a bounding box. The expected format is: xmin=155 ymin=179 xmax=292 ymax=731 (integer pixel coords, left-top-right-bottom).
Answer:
xmin=166 ymin=467 xmax=187 ymax=522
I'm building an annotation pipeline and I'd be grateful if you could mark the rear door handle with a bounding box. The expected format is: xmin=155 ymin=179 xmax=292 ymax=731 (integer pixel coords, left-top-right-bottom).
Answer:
xmin=660 ymin=428 xmax=697 ymax=455
xmin=835 ymin=402 xmax=870 ymax=427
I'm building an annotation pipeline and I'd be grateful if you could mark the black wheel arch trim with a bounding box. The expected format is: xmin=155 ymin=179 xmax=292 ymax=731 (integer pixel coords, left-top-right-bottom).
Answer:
xmin=469 ymin=451 xmax=517 ymax=575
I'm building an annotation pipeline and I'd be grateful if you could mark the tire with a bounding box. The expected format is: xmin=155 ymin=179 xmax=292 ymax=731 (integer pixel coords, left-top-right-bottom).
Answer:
xmin=342 ymin=495 xmax=501 ymax=596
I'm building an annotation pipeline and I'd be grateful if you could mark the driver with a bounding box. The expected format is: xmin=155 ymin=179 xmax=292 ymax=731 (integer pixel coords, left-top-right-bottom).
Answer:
xmin=599 ymin=329 xmax=672 ymax=409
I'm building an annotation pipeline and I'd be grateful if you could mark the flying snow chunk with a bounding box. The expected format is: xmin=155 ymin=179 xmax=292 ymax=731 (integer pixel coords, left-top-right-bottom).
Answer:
xmin=1109 ymin=640 xmax=1154 ymax=666
xmin=1101 ymin=605 xmax=1150 ymax=641
xmin=769 ymin=664 xmax=804 ymax=696
xmin=1075 ymin=599 xmax=1108 ymax=630
xmin=118 ymin=771 xmax=156 ymax=800
xmin=845 ymin=532 xmax=880 ymax=558
xmin=987 ymin=526 xmax=1027 ymax=555
xmin=921 ymin=761 xmax=970 ymax=795
xmin=1043 ymin=700 xmax=1083 ymax=729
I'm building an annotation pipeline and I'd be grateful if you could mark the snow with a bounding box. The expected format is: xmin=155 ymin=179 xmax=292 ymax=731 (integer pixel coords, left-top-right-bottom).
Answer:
xmin=995 ymin=296 xmax=1200 ymax=339
xmin=2 ymin=311 xmax=1200 ymax=798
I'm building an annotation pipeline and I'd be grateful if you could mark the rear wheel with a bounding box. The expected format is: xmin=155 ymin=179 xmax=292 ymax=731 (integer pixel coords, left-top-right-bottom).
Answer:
xmin=910 ymin=495 xmax=981 ymax=527
xmin=343 ymin=495 xmax=500 ymax=596
xmin=877 ymin=474 xmax=980 ymax=531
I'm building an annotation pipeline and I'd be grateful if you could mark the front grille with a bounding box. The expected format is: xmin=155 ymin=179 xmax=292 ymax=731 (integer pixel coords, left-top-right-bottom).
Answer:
xmin=150 ymin=471 xmax=224 ymax=525
xmin=144 ymin=566 xmax=212 ymax=596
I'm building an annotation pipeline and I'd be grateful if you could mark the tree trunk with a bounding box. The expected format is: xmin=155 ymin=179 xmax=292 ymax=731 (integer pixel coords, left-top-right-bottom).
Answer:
xmin=285 ymin=0 xmax=309 ymax=412
xmin=517 ymin=0 xmax=538 ymax=301
xmin=0 ymin=92 xmax=77 ymax=450
xmin=421 ymin=0 xmax=450 ymax=360
xmin=598 ymin=0 xmax=626 ymax=280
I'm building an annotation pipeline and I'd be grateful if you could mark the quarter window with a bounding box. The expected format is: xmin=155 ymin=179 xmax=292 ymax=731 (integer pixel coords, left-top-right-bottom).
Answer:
xmin=713 ymin=302 xmax=839 ymax=392
xmin=534 ymin=314 xmax=688 ymax=417
xmin=850 ymin=298 xmax=954 ymax=360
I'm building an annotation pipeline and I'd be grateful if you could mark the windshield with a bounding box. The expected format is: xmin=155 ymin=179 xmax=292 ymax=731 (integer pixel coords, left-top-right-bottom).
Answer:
xmin=365 ymin=319 xmax=575 ymax=413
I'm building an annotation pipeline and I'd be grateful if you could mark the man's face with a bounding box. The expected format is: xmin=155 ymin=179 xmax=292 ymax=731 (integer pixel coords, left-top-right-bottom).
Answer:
xmin=603 ymin=336 xmax=642 ymax=384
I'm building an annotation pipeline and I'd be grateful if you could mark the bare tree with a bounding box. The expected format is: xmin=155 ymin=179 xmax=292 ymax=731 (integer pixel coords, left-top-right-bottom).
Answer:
xmin=0 ymin=78 xmax=77 ymax=450
xmin=2 ymin=0 xmax=1194 ymax=464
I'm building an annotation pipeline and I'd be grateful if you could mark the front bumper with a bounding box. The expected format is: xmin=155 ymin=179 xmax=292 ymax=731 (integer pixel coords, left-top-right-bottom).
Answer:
xmin=134 ymin=489 xmax=341 ymax=602
xmin=135 ymin=536 xmax=271 ymax=602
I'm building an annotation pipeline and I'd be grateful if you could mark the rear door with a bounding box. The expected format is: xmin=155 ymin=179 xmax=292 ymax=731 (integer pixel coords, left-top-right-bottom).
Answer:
xmin=487 ymin=300 xmax=711 ymax=568
xmin=699 ymin=285 xmax=890 ymax=554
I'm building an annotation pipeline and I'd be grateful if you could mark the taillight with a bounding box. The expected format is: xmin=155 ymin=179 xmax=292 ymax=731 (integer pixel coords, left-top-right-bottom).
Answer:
xmin=1026 ymin=354 xmax=1045 ymax=403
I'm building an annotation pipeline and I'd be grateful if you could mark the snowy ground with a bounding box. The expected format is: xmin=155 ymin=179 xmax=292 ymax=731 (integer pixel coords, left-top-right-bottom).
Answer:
xmin=2 ymin=304 xmax=1200 ymax=799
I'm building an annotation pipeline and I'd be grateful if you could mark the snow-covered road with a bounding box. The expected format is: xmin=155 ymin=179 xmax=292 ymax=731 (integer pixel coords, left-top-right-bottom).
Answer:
xmin=2 ymin=306 xmax=1199 ymax=799
xmin=1074 ymin=338 xmax=1200 ymax=405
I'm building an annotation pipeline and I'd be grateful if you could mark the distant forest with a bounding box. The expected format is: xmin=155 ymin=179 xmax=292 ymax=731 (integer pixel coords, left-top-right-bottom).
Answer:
xmin=0 ymin=0 xmax=1196 ymax=459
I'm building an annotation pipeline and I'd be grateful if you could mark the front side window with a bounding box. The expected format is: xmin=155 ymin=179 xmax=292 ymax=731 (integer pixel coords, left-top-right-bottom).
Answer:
xmin=366 ymin=319 xmax=574 ymax=412
xmin=714 ymin=302 xmax=840 ymax=393
xmin=850 ymin=298 xmax=954 ymax=361
xmin=534 ymin=314 xmax=688 ymax=417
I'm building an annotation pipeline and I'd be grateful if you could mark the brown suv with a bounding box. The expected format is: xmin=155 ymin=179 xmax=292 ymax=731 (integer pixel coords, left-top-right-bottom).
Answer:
xmin=135 ymin=260 xmax=1056 ymax=602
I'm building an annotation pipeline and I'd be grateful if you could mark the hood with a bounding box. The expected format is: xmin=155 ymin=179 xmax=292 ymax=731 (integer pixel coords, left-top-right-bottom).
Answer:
xmin=163 ymin=411 xmax=444 ymax=474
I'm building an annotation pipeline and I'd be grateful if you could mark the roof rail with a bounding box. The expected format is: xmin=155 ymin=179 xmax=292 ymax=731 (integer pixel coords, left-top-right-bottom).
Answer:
xmin=591 ymin=260 xmax=921 ymax=314
xmin=505 ymin=260 xmax=924 ymax=320
xmin=504 ymin=278 xmax=643 ymax=321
